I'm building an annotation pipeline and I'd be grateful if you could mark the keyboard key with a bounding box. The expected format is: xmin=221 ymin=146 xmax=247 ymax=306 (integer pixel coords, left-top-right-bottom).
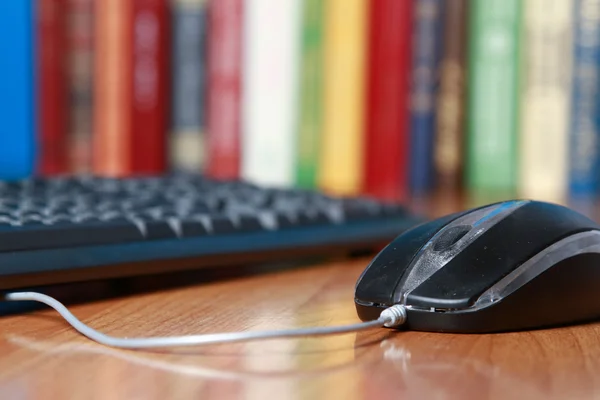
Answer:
xmin=255 ymin=211 xmax=280 ymax=230
xmin=210 ymin=215 xmax=237 ymax=234
xmin=230 ymin=213 xmax=264 ymax=232
xmin=127 ymin=216 xmax=179 ymax=239
xmin=181 ymin=217 xmax=211 ymax=237
xmin=0 ymin=218 xmax=144 ymax=252
xmin=299 ymin=208 xmax=330 ymax=225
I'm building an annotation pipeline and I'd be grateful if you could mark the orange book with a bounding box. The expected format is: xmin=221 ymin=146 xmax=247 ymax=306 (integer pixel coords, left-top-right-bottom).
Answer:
xmin=93 ymin=0 xmax=131 ymax=176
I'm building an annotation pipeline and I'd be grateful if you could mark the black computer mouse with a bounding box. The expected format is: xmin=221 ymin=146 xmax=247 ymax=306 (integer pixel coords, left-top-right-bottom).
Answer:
xmin=355 ymin=200 xmax=600 ymax=333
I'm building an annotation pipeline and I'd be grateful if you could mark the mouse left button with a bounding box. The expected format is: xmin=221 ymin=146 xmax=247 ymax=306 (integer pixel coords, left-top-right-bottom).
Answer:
xmin=355 ymin=211 xmax=470 ymax=306
xmin=432 ymin=225 xmax=471 ymax=252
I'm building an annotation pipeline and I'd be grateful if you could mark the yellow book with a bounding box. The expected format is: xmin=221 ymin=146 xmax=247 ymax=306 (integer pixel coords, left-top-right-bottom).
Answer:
xmin=318 ymin=0 xmax=367 ymax=195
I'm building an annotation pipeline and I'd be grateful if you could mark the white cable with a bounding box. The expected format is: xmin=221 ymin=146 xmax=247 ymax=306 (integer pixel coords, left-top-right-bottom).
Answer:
xmin=3 ymin=292 xmax=407 ymax=349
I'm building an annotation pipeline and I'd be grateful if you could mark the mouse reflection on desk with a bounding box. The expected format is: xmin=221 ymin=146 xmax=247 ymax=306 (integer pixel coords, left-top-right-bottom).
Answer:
xmin=355 ymin=200 xmax=600 ymax=333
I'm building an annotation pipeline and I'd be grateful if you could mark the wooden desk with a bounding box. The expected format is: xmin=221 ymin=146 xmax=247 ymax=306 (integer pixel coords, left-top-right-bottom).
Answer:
xmin=1 ymin=193 xmax=600 ymax=399
xmin=1 ymin=256 xmax=600 ymax=399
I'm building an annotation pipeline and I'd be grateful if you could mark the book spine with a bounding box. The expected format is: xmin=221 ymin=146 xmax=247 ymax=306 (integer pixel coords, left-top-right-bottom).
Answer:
xmin=205 ymin=0 xmax=242 ymax=180
xmin=0 ymin=1 xmax=36 ymax=179
xmin=93 ymin=0 xmax=131 ymax=176
xmin=241 ymin=0 xmax=302 ymax=187
xmin=295 ymin=0 xmax=324 ymax=189
xmin=38 ymin=0 xmax=68 ymax=176
xmin=319 ymin=0 xmax=368 ymax=196
xmin=409 ymin=0 xmax=443 ymax=195
xmin=171 ymin=0 xmax=207 ymax=172
xmin=434 ymin=0 xmax=467 ymax=191
xmin=519 ymin=0 xmax=573 ymax=202
xmin=131 ymin=0 xmax=168 ymax=174
xmin=466 ymin=0 xmax=522 ymax=196
xmin=569 ymin=0 xmax=600 ymax=196
xmin=66 ymin=0 xmax=94 ymax=174
xmin=363 ymin=0 xmax=412 ymax=201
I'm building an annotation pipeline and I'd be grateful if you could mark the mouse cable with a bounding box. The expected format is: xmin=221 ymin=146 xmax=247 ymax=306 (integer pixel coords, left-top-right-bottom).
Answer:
xmin=2 ymin=292 xmax=407 ymax=349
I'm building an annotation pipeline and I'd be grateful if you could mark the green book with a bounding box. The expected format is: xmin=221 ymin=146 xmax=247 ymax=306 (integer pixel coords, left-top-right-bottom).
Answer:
xmin=466 ymin=0 xmax=522 ymax=198
xmin=295 ymin=0 xmax=323 ymax=188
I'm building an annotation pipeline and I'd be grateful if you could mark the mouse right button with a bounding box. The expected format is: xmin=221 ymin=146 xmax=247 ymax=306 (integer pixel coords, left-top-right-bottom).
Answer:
xmin=404 ymin=202 xmax=600 ymax=310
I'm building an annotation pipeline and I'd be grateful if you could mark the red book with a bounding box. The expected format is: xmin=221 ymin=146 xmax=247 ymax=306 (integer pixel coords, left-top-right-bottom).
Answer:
xmin=362 ymin=0 xmax=413 ymax=202
xmin=38 ymin=0 xmax=68 ymax=175
xmin=130 ymin=0 xmax=169 ymax=174
xmin=205 ymin=0 xmax=243 ymax=180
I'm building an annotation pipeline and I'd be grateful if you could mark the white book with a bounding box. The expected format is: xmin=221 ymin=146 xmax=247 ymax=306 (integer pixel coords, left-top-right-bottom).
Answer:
xmin=519 ymin=0 xmax=573 ymax=202
xmin=241 ymin=0 xmax=302 ymax=187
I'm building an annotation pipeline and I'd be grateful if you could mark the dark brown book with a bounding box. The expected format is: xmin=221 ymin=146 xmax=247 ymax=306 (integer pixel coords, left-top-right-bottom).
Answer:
xmin=433 ymin=0 xmax=467 ymax=191
xmin=67 ymin=0 xmax=94 ymax=174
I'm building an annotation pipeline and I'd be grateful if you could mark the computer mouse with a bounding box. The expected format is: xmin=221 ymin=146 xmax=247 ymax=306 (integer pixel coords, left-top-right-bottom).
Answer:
xmin=355 ymin=200 xmax=600 ymax=333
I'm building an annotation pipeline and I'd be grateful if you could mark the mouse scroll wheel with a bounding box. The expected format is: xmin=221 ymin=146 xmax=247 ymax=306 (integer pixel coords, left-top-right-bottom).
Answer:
xmin=432 ymin=225 xmax=471 ymax=252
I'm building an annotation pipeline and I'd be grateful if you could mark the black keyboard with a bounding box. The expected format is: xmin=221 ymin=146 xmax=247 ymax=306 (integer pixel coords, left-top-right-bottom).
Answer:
xmin=0 ymin=174 xmax=422 ymax=290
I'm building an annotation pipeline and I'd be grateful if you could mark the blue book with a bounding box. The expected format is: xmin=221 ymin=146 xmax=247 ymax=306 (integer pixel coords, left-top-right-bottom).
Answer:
xmin=569 ymin=0 xmax=600 ymax=197
xmin=409 ymin=0 xmax=444 ymax=194
xmin=0 ymin=1 xmax=36 ymax=180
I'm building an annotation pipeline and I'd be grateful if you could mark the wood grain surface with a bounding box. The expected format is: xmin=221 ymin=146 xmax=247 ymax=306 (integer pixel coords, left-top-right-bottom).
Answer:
xmin=2 ymin=192 xmax=600 ymax=399
xmin=1 ymin=255 xmax=600 ymax=400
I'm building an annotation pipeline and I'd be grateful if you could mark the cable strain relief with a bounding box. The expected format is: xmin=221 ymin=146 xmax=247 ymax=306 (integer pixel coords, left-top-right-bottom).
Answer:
xmin=380 ymin=305 xmax=407 ymax=328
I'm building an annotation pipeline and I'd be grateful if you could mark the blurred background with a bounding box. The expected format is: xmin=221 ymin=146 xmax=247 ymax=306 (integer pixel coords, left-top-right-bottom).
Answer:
xmin=0 ymin=0 xmax=596 ymax=212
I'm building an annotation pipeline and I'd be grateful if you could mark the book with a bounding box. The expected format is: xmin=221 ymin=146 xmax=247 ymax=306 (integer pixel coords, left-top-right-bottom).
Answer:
xmin=38 ymin=0 xmax=68 ymax=176
xmin=295 ymin=0 xmax=324 ymax=189
xmin=171 ymin=0 xmax=207 ymax=172
xmin=66 ymin=0 xmax=94 ymax=174
xmin=434 ymin=0 xmax=467 ymax=192
xmin=130 ymin=0 xmax=168 ymax=174
xmin=241 ymin=0 xmax=302 ymax=187
xmin=0 ymin=1 xmax=36 ymax=179
xmin=363 ymin=0 xmax=412 ymax=201
xmin=93 ymin=0 xmax=168 ymax=176
xmin=519 ymin=0 xmax=573 ymax=202
xmin=409 ymin=0 xmax=443 ymax=195
xmin=205 ymin=0 xmax=242 ymax=180
xmin=569 ymin=0 xmax=600 ymax=197
xmin=93 ymin=0 xmax=131 ymax=176
xmin=319 ymin=0 xmax=368 ymax=196
xmin=466 ymin=0 xmax=522 ymax=197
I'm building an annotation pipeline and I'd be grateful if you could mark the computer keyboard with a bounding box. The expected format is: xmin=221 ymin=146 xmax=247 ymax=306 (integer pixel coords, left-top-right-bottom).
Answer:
xmin=0 ymin=174 xmax=422 ymax=290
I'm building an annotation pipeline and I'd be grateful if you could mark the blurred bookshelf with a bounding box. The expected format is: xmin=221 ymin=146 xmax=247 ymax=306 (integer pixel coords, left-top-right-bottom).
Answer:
xmin=1 ymin=0 xmax=598 ymax=211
